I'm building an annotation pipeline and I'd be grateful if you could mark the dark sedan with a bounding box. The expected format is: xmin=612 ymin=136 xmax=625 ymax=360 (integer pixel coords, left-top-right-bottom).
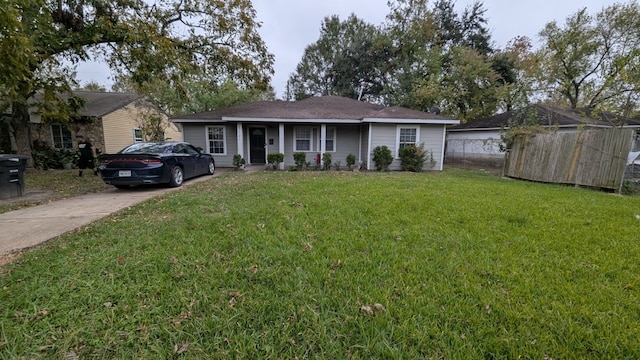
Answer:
xmin=99 ymin=142 xmax=215 ymax=188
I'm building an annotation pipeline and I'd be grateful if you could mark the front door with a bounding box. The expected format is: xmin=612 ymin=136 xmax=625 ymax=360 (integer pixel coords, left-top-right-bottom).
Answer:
xmin=249 ymin=127 xmax=266 ymax=164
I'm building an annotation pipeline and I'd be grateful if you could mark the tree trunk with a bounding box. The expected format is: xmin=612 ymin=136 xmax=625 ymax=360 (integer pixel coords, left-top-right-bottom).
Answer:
xmin=10 ymin=102 xmax=34 ymax=167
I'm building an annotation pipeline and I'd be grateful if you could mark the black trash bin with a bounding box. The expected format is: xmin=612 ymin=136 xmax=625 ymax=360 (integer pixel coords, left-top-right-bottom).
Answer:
xmin=0 ymin=154 xmax=29 ymax=200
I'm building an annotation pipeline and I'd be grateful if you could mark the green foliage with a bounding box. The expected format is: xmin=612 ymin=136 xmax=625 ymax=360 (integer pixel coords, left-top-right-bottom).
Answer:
xmin=2 ymin=0 xmax=274 ymax=156
xmin=232 ymin=154 xmax=246 ymax=170
xmin=322 ymin=152 xmax=332 ymax=170
xmin=3 ymin=170 xmax=640 ymax=357
xmin=398 ymin=143 xmax=431 ymax=172
xmin=293 ymin=152 xmax=306 ymax=169
xmin=372 ymin=145 xmax=393 ymax=171
xmin=536 ymin=2 xmax=640 ymax=113
xmin=346 ymin=153 xmax=356 ymax=170
xmin=30 ymin=140 xmax=78 ymax=169
xmin=135 ymin=108 xmax=168 ymax=142
xmin=267 ymin=153 xmax=284 ymax=170
xmin=333 ymin=160 xmax=341 ymax=171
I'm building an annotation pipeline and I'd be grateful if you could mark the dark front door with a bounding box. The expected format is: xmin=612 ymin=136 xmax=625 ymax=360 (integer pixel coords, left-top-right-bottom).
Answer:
xmin=249 ymin=127 xmax=266 ymax=164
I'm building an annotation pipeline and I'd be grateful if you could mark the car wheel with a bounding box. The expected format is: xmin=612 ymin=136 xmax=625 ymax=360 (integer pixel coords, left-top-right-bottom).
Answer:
xmin=207 ymin=160 xmax=215 ymax=175
xmin=169 ymin=166 xmax=184 ymax=187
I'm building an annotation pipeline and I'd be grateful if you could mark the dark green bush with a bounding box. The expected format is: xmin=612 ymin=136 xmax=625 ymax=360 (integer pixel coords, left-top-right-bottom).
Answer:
xmin=322 ymin=152 xmax=332 ymax=170
xmin=346 ymin=153 xmax=356 ymax=170
xmin=293 ymin=152 xmax=306 ymax=169
xmin=372 ymin=146 xmax=393 ymax=171
xmin=232 ymin=154 xmax=246 ymax=170
xmin=267 ymin=152 xmax=284 ymax=170
xmin=399 ymin=144 xmax=427 ymax=172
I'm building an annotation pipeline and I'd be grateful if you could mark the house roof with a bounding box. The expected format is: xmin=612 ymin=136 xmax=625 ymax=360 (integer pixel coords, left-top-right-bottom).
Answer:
xmin=69 ymin=91 xmax=143 ymax=117
xmin=173 ymin=96 xmax=459 ymax=125
xmin=449 ymin=104 xmax=640 ymax=131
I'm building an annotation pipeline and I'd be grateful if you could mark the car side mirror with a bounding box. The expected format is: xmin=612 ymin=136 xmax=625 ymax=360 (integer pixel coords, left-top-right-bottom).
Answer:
xmin=196 ymin=147 xmax=203 ymax=153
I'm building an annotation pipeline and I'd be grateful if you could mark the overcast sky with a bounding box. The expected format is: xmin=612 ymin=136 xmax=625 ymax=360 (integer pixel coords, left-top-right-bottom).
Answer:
xmin=76 ymin=0 xmax=615 ymax=98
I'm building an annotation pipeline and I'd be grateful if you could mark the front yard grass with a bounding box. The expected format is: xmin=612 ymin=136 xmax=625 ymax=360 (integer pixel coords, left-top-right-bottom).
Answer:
xmin=1 ymin=169 xmax=640 ymax=358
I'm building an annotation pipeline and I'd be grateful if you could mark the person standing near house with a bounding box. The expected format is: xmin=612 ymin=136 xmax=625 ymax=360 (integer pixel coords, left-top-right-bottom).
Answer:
xmin=76 ymin=135 xmax=98 ymax=177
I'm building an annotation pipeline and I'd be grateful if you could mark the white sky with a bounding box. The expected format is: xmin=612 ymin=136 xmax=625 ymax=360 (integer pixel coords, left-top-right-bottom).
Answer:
xmin=76 ymin=0 xmax=616 ymax=98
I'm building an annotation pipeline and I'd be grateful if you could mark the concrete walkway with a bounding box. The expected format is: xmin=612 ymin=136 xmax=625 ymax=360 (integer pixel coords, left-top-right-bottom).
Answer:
xmin=0 ymin=170 xmax=239 ymax=256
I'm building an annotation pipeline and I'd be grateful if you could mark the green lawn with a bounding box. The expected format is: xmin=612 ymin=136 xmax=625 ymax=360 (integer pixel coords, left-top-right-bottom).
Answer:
xmin=1 ymin=169 xmax=640 ymax=358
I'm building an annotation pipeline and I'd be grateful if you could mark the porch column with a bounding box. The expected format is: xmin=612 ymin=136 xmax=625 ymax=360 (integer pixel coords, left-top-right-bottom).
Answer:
xmin=320 ymin=124 xmax=326 ymax=156
xmin=236 ymin=123 xmax=244 ymax=159
xmin=279 ymin=123 xmax=285 ymax=170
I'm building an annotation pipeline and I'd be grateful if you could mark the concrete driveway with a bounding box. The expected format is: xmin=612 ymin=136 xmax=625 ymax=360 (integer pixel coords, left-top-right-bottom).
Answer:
xmin=0 ymin=173 xmax=219 ymax=256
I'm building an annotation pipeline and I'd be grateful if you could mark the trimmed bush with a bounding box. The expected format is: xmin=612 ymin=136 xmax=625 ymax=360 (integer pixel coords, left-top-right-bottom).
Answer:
xmin=372 ymin=145 xmax=393 ymax=171
xmin=293 ymin=152 xmax=306 ymax=169
xmin=399 ymin=144 xmax=427 ymax=172
xmin=267 ymin=152 xmax=284 ymax=170
xmin=322 ymin=152 xmax=332 ymax=170
xmin=346 ymin=153 xmax=356 ymax=170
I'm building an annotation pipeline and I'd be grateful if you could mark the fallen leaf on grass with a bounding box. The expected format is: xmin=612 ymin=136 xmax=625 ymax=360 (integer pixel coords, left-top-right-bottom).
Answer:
xmin=485 ymin=304 xmax=491 ymax=314
xmin=360 ymin=303 xmax=386 ymax=316
xmin=251 ymin=263 xmax=259 ymax=274
xmin=173 ymin=343 xmax=190 ymax=355
xmin=304 ymin=243 xmax=313 ymax=252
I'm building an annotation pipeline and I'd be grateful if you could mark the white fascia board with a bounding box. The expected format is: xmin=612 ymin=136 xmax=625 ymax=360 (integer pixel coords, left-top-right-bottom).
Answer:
xmin=363 ymin=118 xmax=460 ymax=125
xmin=172 ymin=118 xmax=227 ymax=123
xmin=222 ymin=117 xmax=361 ymax=124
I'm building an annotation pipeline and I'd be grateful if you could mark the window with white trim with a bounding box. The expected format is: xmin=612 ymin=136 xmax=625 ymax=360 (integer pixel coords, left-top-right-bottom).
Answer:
xmin=133 ymin=128 xmax=144 ymax=142
xmin=294 ymin=127 xmax=312 ymax=151
xmin=51 ymin=124 xmax=73 ymax=149
xmin=325 ymin=127 xmax=336 ymax=152
xmin=397 ymin=127 xmax=418 ymax=151
xmin=207 ymin=126 xmax=226 ymax=154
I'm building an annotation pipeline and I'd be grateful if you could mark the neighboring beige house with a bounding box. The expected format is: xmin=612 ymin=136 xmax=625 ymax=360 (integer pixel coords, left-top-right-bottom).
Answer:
xmin=29 ymin=91 xmax=182 ymax=154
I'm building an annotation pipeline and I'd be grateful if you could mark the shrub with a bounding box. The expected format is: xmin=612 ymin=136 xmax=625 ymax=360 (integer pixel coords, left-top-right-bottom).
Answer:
xmin=232 ymin=154 xmax=246 ymax=170
xmin=293 ymin=152 xmax=306 ymax=169
xmin=267 ymin=153 xmax=284 ymax=170
xmin=322 ymin=152 xmax=332 ymax=170
xmin=346 ymin=153 xmax=356 ymax=170
xmin=399 ymin=144 xmax=427 ymax=172
xmin=372 ymin=145 xmax=393 ymax=171
xmin=333 ymin=160 xmax=341 ymax=171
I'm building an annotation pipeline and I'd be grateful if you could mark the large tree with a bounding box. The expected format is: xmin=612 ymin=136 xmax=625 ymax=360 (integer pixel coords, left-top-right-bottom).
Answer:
xmin=536 ymin=1 xmax=640 ymax=115
xmin=1 ymin=0 xmax=273 ymax=157
xmin=285 ymin=14 xmax=380 ymax=101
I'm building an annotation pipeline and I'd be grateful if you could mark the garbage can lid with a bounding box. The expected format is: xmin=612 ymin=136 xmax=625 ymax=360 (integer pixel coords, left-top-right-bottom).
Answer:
xmin=0 ymin=154 xmax=29 ymax=165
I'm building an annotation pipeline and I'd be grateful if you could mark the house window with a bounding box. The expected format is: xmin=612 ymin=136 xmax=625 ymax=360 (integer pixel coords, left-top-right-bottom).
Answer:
xmin=295 ymin=127 xmax=312 ymax=151
xmin=397 ymin=127 xmax=419 ymax=151
xmin=133 ymin=128 xmax=144 ymax=143
xmin=325 ymin=127 xmax=336 ymax=152
xmin=51 ymin=124 xmax=73 ymax=149
xmin=207 ymin=126 xmax=226 ymax=154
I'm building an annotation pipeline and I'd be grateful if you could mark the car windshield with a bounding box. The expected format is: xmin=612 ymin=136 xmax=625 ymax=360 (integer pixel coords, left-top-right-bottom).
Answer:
xmin=120 ymin=143 xmax=170 ymax=154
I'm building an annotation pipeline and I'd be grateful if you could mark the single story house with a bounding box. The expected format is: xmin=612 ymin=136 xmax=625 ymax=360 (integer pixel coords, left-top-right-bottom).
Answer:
xmin=29 ymin=91 xmax=182 ymax=154
xmin=445 ymin=104 xmax=640 ymax=167
xmin=172 ymin=96 xmax=460 ymax=170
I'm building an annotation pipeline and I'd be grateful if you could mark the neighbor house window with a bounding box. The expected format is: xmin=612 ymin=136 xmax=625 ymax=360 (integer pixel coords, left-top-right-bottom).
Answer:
xmin=397 ymin=127 xmax=418 ymax=151
xmin=325 ymin=127 xmax=336 ymax=152
xmin=294 ymin=127 xmax=312 ymax=151
xmin=51 ymin=124 xmax=72 ymax=149
xmin=133 ymin=128 xmax=144 ymax=143
xmin=207 ymin=126 xmax=226 ymax=154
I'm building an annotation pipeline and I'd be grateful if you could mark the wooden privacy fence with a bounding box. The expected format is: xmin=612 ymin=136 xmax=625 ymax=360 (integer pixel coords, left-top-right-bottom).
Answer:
xmin=504 ymin=128 xmax=634 ymax=192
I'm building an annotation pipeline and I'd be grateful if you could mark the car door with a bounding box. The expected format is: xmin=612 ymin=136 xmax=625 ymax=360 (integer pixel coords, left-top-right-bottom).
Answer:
xmin=185 ymin=144 xmax=207 ymax=175
xmin=172 ymin=143 xmax=197 ymax=178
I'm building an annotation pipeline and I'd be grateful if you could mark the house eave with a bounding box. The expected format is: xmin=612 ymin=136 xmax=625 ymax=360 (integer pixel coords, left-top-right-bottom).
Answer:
xmin=363 ymin=118 xmax=460 ymax=125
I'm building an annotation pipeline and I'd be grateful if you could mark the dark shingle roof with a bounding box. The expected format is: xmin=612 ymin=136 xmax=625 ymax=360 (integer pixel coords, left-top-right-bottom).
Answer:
xmin=72 ymin=91 xmax=142 ymax=117
xmin=450 ymin=104 xmax=640 ymax=130
xmin=174 ymin=96 xmax=457 ymax=122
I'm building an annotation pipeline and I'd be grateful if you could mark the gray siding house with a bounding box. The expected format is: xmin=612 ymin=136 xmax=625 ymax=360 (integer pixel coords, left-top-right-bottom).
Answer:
xmin=173 ymin=96 xmax=459 ymax=170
